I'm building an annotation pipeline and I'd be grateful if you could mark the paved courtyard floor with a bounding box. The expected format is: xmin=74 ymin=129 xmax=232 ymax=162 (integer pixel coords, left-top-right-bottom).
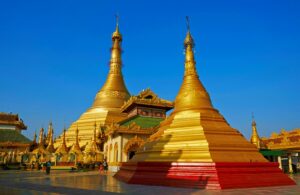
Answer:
xmin=0 ymin=170 xmax=299 ymax=194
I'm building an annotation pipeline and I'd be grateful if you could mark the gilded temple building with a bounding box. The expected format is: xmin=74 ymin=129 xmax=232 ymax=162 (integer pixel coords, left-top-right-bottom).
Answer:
xmin=54 ymin=20 xmax=130 ymax=148
xmin=249 ymin=117 xmax=300 ymax=173
xmin=260 ymin=128 xmax=300 ymax=173
xmin=0 ymin=112 xmax=31 ymax=165
xmin=104 ymin=89 xmax=173 ymax=171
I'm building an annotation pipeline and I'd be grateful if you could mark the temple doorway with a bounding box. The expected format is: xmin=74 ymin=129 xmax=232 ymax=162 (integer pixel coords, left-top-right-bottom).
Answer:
xmin=128 ymin=151 xmax=136 ymax=160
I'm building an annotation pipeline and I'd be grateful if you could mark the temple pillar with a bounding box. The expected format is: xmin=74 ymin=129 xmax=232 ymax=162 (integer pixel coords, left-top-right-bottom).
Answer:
xmin=288 ymin=154 xmax=293 ymax=174
xmin=277 ymin=156 xmax=282 ymax=170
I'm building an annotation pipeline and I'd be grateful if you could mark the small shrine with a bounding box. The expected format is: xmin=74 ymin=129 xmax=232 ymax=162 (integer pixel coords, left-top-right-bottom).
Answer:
xmin=104 ymin=89 xmax=173 ymax=171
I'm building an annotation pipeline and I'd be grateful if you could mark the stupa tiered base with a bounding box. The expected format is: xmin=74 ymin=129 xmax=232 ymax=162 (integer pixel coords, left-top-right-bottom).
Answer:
xmin=115 ymin=162 xmax=295 ymax=189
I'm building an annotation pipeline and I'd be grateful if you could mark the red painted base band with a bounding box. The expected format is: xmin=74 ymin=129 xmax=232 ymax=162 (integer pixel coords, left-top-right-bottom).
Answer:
xmin=114 ymin=162 xmax=296 ymax=189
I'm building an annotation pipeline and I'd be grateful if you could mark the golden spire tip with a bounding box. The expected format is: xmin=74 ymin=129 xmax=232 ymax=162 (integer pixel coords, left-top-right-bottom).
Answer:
xmin=116 ymin=14 xmax=119 ymax=28
xmin=186 ymin=16 xmax=190 ymax=32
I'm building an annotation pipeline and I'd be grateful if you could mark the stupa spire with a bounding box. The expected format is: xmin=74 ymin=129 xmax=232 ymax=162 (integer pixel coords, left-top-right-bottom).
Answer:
xmin=46 ymin=121 xmax=53 ymax=145
xmin=38 ymin=127 xmax=44 ymax=145
xmin=174 ymin=17 xmax=213 ymax=113
xmin=250 ymin=113 xmax=261 ymax=149
xmin=46 ymin=124 xmax=55 ymax=153
xmin=92 ymin=15 xmax=130 ymax=109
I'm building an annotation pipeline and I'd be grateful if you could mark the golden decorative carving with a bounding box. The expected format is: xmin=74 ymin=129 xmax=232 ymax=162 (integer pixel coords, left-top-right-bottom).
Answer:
xmin=124 ymin=135 xmax=145 ymax=154
xmin=261 ymin=128 xmax=300 ymax=150
xmin=121 ymin=88 xmax=173 ymax=112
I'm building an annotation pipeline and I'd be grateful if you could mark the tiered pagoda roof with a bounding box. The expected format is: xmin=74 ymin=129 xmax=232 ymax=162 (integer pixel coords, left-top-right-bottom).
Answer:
xmin=0 ymin=113 xmax=31 ymax=147
xmin=0 ymin=112 xmax=27 ymax=130
xmin=121 ymin=89 xmax=173 ymax=112
xmin=106 ymin=89 xmax=173 ymax=137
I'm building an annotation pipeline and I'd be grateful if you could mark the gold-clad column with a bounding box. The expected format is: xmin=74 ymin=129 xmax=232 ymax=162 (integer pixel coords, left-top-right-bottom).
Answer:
xmin=288 ymin=154 xmax=293 ymax=173
xmin=278 ymin=155 xmax=282 ymax=170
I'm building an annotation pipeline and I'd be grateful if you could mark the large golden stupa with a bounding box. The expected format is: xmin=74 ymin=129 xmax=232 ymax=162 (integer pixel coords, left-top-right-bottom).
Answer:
xmin=55 ymin=21 xmax=130 ymax=147
xmin=115 ymin=19 xmax=295 ymax=189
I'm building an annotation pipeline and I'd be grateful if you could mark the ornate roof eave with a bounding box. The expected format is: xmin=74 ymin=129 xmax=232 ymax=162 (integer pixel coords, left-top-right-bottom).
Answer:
xmin=120 ymin=88 xmax=174 ymax=113
xmin=0 ymin=142 xmax=31 ymax=147
xmin=124 ymin=135 xmax=145 ymax=154
xmin=0 ymin=121 xmax=27 ymax=130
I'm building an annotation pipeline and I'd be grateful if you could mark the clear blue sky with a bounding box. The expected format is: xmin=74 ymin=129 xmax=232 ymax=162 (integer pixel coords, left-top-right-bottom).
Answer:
xmin=1 ymin=0 xmax=299 ymax=140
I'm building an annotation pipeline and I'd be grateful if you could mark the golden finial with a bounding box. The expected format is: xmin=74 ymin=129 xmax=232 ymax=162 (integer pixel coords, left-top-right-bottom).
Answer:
xmin=252 ymin=112 xmax=256 ymax=126
xmin=112 ymin=14 xmax=122 ymax=41
xmin=184 ymin=16 xmax=194 ymax=48
xmin=186 ymin=16 xmax=190 ymax=32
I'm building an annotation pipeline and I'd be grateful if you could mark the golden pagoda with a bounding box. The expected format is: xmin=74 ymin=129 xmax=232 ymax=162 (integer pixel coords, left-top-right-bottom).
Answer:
xmin=31 ymin=127 xmax=49 ymax=162
xmin=69 ymin=125 xmax=83 ymax=163
xmin=55 ymin=129 xmax=69 ymax=162
xmin=45 ymin=122 xmax=53 ymax=145
xmin=115 ymin=18 xmax=295 ymax=189
xmin=83 ymin=122 xmax=102 ymax=163
xmin=249 ymin=115 xmax=266 ymax=149
xmin=55 ymin=18 xmax=130 ymax=148
xmin=46 ymin=124 xmax=55 ymax=153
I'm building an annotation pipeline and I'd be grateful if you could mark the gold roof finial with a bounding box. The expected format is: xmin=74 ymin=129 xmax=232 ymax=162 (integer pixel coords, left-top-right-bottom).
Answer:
xmin=184 ymin=16 xmax=194 ymax=48
xmin=112 ymin=14 xmax=122 ymax=41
